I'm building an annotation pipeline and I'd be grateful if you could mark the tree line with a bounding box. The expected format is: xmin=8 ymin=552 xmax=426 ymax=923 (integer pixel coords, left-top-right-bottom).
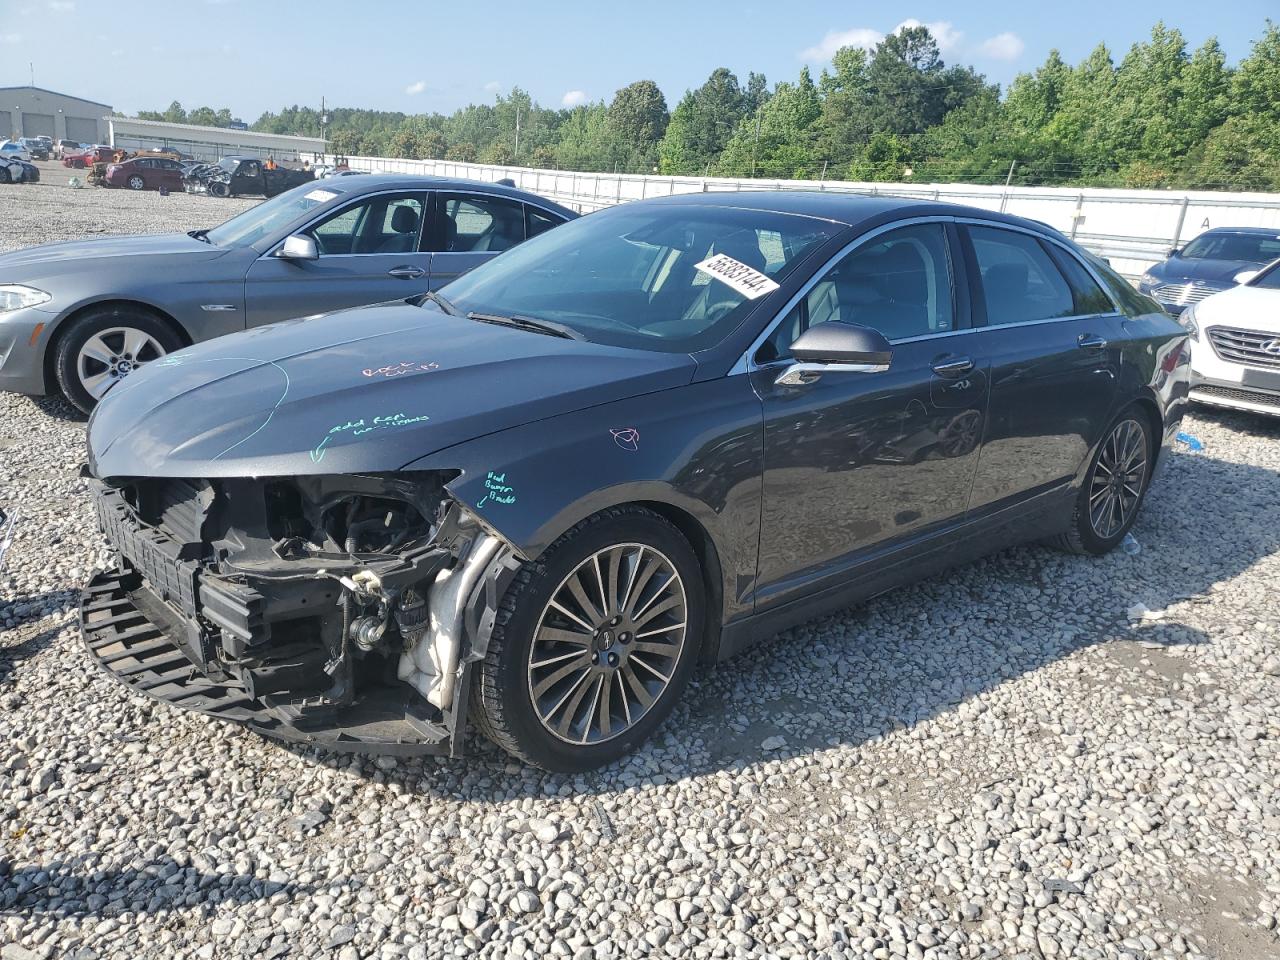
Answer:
xmin=138 ymin=20 xmax=1280 ymax=190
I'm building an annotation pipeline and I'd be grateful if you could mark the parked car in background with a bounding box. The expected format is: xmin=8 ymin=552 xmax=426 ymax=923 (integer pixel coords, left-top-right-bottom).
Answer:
xmin=0 ymin=155 xmax=39 ymax=183
xmin=0 ymin=175 xmax=576 ymax=411
xmin=104 ymin=156 xmax=186 ymax=191
xmin=18 ymin=138 xmax=50 ymax=160
xmin=1179 ymin=258 xmax=1280 ymax=418
xmin=54 ymin=139 xmax=83 ymax=160
xmin=79 ymin=192 xmax=1188 ymax=769
xmin=0 ymin=141 xmax=32 ymax=162
xmin=183 ymin=156 xmax=315 ymax=197
xmin=1138 ymin=227 xmax=1280 ymax=315
xmin=63 ymin=145 xmax=113 ymax=169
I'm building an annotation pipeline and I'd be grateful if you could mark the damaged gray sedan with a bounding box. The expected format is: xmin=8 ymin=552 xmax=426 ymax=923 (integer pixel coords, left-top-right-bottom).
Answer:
xmin=80 ymin=192 xmax=1187 ymax=770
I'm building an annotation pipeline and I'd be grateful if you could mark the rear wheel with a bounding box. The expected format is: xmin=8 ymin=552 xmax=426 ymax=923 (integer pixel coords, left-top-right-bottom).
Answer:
xmin=0 ymin=166 xmax=10 ymax=184
xmin=473 ymin=507 xmax=704 ymax=771
xmin=54 ymin=307 xmax=184 ymax=413
xmin=1052 ymin=408 xmax=1153 ymax=555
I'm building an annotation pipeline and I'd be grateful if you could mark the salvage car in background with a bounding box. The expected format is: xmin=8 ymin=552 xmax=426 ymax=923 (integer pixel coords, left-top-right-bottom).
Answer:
xmin=0 ymin=140 xmax=31 ymax=162
xmin=80 ymin=193 xmax=1189 ymax=770
xmin=18 ymin=137 xmax=51 ymax=160
xmin=1180 ymin=257 xmax=1280 ymax=417
xmin=0 ymin=175 xmax=576 ymax=411
xmin=1138 ymin=227 xmax=1280 ymax=315
xmin=103 ymin=155 xmax=186 ymax=191
xmin=184 ymin=156 xmax=314 ymax=198
xmin=0 ymin=155 xmax=39 ymax=184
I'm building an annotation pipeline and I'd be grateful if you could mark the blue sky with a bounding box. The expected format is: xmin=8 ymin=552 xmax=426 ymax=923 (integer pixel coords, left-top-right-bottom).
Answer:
xmin=2 ymin=0 xmax=1275 ymax=119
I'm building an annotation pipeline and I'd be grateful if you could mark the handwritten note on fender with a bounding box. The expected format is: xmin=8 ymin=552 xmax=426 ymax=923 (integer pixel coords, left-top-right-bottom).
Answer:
xmin=477 ymin=471 xmax=516 ymax=509
xmin=694 ymin=254 xmax=779 ymax=299
xmin=310 ymin=412 xmax=431 ymax=463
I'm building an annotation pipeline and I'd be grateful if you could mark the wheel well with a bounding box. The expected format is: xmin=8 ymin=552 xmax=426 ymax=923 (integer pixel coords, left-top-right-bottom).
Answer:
xmin=634 ymin=500 xmax=725 ymax=664
xmin=1128 ymin=397 xmax=1165 ymax=466
xmin=44 ymin=300 xmax=191 ymax=395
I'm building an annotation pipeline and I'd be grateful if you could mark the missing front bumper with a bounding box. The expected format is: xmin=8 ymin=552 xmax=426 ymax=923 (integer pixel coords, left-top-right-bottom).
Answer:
xmin=80 ymin=567 xmax=466 ymax=757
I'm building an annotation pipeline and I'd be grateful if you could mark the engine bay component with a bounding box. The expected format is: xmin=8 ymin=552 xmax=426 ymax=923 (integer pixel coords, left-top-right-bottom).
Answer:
xmin=79 ymin=473 xmax=521 ymax=756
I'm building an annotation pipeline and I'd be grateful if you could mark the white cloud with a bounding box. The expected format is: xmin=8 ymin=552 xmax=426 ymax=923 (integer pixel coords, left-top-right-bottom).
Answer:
xmin=110 ymin=48 xmax=124 ymax=57
xmin=0 ymin=33 xmax=21 ymax=44
xmin=800 ymin=18 xmax=962 ymax=62
xmin=561 ymin=89 xmax=587 ymax=108
xmin=979 ymin=31 xmax=1025 ymax=61
xmin=405 ymin=80 xmax=426 ymax=95
xmin=48 ymin=0 xmax=74 ymax=11
xmin=894 ymin=19 xmax=962 ymax=52
xmin=484 ymin=81 xmax=502 ymax=93
xmin=800 ymin=27 xmax=884 ymax=62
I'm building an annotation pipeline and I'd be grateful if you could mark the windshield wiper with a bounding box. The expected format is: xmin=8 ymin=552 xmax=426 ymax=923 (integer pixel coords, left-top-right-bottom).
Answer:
xmin=188 ymin=228 xmax=212 ymax=244
xmin=466 ymin=311 xmax=583 ymax=340
xmin=416 ymin=290 xmax=462 ymax=317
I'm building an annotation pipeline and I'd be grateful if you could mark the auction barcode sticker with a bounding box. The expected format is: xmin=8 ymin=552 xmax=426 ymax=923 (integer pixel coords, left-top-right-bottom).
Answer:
xmin=305 ymin=189 xmax=339 ymax=203
xmin=694 ymin=254 xmax=780 ymax=300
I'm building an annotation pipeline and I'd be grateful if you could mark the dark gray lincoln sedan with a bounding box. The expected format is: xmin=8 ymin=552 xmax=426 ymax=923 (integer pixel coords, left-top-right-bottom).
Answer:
xmin=0 ymin=176 xmax=575 ymax=411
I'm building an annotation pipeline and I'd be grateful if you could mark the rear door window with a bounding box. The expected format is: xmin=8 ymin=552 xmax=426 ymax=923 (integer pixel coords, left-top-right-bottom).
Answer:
xmin=966 ymin=226 xmax=1077 ymax=326
xmin=434 ymin=194 xmax=527 ymax=253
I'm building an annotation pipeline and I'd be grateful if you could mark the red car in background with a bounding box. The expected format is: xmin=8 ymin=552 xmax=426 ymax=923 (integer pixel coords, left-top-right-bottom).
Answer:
xmin=62 ymin=146 xmax=114 ymax=169
xmin=103 ymin=156 xmax=186 ymax=191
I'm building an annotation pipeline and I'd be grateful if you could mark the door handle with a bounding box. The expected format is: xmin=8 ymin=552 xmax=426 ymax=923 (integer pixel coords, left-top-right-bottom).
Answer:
xmin=931 ymin=356 xmax=974 ymax=377
xmin=387 ymin=266 xmax=426 ymax=279
xmin=1077 ymin=333 xmax=1108 ymax=350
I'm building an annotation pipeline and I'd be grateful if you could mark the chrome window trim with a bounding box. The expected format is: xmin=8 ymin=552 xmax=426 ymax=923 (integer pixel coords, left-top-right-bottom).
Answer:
xmin=731 ymin=215 xmax=1122 ymax=376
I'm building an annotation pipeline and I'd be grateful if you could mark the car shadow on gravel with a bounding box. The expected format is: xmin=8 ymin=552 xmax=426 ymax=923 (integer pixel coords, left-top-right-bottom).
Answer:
xmin=330 ymin=446 xmax=1276 ymax=797
xmin=0 ymin=855 xmax=312 ymax=918
xmin=27 ymin=394 xmax=87 ymax=424
xmin=0 ymin=611 xmax=75 ymax=685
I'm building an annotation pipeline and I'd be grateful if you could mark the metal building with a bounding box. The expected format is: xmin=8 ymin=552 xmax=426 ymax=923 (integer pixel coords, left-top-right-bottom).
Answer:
xmin=0 ymin=86 xmax=112 ymax=144
xmin=108 ymin=117 xmax=326 ymax=162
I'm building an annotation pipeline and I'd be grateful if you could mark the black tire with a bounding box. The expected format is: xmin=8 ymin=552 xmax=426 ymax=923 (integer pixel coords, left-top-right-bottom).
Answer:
xmin=473 ymin=506 xmax=705 ymax=771
xmin=0 ymin=166 xmax=10 ymax=185
xmin=126 ymin=174 xmax=146 ymax=191
xmin=53 ymin=307 xmax=184 ymax=413
xmin=208 ymin=181 xmax=231 ymax=198
xmin=1051 ymin=406 xmax=1154 ymax=556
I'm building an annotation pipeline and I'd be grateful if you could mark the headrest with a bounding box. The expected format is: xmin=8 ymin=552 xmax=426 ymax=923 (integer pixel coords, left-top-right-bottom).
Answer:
xmin=390 ymin=205 xmax=419 ymax=233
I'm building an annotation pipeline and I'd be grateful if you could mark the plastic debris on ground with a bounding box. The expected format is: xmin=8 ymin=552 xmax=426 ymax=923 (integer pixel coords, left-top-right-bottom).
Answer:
xmin=1121 ymin=532 xmax=1141 ymax=556
xmin=1175 ymin=432 xmax=1204 ymax=451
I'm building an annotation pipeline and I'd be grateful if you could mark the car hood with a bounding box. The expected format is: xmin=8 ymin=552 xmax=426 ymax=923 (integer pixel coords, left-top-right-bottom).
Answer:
xmin=0 ymin=233 xmax=229 ymax=274
xmin=1148 ymin=257 xmax=1259 ymax=286
xmin=1195 ymin=284 xmax=1280 ymax=332
xmin=88 ymin=301 xmax=697 ymax=479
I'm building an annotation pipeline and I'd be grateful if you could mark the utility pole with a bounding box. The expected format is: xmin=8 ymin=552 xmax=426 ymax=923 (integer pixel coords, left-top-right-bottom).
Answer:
xmin=514 ymin=109 xmax=521 ymax=160
xmin=29 ymin=62 xmax=34 ymax=86
xmin=320 ymin=96 xmax=330 ymax=157
xmin=1005 ymin=160 xmax=1016 ymax=186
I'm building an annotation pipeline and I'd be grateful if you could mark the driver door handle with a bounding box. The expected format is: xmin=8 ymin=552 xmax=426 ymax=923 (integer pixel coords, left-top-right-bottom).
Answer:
xmin=931 ymin=356 xmax=974 ymax=377
xmin=387 ymin=265 xmax=426 ymax=279
xmin=1077 ymin=333 xmax=1108 ymax=350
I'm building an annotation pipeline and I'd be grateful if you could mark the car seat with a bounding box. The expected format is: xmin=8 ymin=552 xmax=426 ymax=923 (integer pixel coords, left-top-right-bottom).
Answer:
xmin=375 ymin=205 xmax=421 ymax=253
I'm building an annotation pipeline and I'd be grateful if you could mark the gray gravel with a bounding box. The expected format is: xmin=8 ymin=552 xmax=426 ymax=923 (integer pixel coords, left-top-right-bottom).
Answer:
xmin=3 ymin=170 xmax=1280 ymax=960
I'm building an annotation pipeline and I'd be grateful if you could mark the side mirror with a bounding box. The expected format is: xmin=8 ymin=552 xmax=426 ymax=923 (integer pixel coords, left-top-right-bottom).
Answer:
xmin=777 ymin=323 xmax=893 ymax=386
xmin=277 ymin=234 xmax=318 ymax=261
xmin=1233 ymin=269 xmax=1259 ymax=285
xmin=1166 ymin=247 xmax=1181 ymax=258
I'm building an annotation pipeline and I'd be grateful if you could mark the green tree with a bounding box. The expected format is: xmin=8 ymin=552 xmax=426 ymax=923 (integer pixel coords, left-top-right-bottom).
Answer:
xmin=658 ymin=68 xmax=747 ymax=174
xmin=607 ymin=80 xmax=670 ymax=170
xmin=162 ymin=100 xmax=187 ymax=124
xmin=718 ymin=69 xmax=821 ymax=178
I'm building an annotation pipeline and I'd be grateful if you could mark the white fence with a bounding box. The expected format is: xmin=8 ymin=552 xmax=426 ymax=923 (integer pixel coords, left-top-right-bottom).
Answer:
xmin=339 ymin=154 xmax=1280 ymax=279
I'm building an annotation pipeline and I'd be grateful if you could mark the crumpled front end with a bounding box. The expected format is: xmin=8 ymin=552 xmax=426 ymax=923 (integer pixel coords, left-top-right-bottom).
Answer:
xmin=80 ymin=472 xmax=520 ymax=756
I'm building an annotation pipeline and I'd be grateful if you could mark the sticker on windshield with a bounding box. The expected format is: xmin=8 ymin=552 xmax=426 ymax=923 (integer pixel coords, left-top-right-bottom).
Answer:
xmin=304 ymin=189 xmax=338 ymax=203
xmin=694 ymin=254 xmax=779 ymax=299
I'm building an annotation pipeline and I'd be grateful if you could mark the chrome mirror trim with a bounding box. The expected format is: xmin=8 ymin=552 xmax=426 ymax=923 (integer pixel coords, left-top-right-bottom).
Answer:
xmin=774 ymin=360 xmax=890 ymax=386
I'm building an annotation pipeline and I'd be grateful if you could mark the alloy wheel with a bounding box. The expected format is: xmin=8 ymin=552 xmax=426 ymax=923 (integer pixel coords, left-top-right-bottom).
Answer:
xmin=527 ymin=543 xmax=687 ymax=745
xmin=76 ymin=327 xmax=167 ymax=401
xmin=128 ymin=176 xmax=145 ymax=190
xmin=1088 ymin=418 xmax=1148 ymax=540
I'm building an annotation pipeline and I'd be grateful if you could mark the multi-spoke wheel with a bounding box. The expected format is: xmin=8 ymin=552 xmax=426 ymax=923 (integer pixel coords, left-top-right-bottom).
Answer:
xmin=474 ymin=507 xmax=704 ymax=771
xmin=54 ymin=307 xmax=184 ymax=413
xmin=1053 ymin=409 xmax=1154 ymax=555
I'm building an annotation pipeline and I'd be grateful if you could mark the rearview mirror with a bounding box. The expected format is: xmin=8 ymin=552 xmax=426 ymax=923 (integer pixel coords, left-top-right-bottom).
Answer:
xmin=1234 ymin=269 xmax=1259 ymax=285
xmin=277 ymin=234 xmax=318 ymax=261
xmin=777 ymin=323 xmax=893 ymax=385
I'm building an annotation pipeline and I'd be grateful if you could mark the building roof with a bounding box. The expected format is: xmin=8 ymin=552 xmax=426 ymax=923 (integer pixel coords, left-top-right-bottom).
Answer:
xmin=0 ymin=85 xmax=113 ymax=111
xmin=111 ymin=116 xmax=325 ymax=145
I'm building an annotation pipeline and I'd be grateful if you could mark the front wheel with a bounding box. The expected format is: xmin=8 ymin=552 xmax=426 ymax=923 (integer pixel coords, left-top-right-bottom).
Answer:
xmin=54 ymin=307 xmax=184 ymax=413
xmin=1052 ymin=409 xmax=1153 ymax=555
xmin=473 ymin=507 xmax=704 ymax=771
xmin=126 ymin=174 xmax=146 ymax=190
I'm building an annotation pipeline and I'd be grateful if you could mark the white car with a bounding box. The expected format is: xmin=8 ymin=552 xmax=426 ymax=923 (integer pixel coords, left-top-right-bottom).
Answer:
xmin=1182 ymin=260 xmax=1280 ymax=417
xmin=0 ymin=140 xmax=32 ymax=162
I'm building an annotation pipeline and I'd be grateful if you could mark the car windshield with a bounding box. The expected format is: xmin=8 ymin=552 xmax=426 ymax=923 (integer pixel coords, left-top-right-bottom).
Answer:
xmin=437 ymin=204 xmax=838 ymax=353
xmin=1179 ymin=232 xmax=1280 ymax=263
xmin=205 ymin=183 xmax=345 ymax=248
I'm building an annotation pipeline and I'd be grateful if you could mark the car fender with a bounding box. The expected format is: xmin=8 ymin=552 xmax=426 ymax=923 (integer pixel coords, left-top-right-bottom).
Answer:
xmin=401 ymin=374 xmax=766 ymax=622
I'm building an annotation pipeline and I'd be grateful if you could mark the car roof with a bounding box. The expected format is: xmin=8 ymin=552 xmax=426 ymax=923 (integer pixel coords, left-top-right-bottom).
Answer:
xmin=634 ymin=189 xmax=1059 ymax=234
xmin=1196 ymin=226 xmax=1280 ymax=237
xmin=314 ymin=173 xmax=579 ymax=218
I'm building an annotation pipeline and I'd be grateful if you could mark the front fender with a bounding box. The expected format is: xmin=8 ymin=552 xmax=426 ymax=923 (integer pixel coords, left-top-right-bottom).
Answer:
xmin=402 ymin=375 xmax=766 ymax=623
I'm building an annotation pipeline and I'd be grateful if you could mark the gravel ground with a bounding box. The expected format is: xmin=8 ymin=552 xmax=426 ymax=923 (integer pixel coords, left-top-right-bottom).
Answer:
xmin=2 ymin=169 xmax=1279 ymax=960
